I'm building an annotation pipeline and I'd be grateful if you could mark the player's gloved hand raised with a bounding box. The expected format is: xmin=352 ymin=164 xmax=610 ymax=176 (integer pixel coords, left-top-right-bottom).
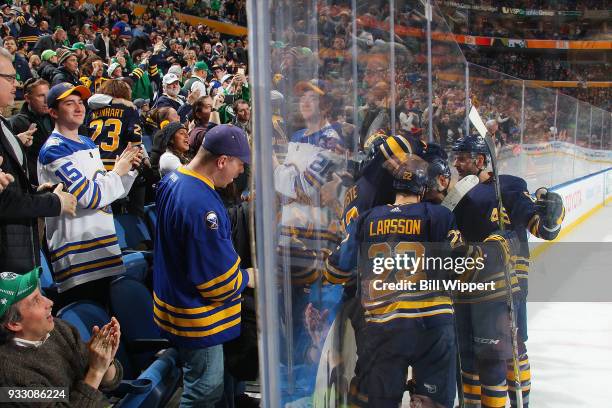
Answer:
xmin=484 ymin=230 xmax=520 ymax=266
xmin=535 ymin=187 xmax=564 ymax=232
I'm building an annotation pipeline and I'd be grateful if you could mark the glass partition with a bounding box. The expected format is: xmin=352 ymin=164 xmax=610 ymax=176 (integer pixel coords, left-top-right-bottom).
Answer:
xmin=591 ymin=108 xmax=604 ymax=151
xmin=553 ymin=92 xmax=580 ymax=183
xmin=604 ymin=112 xmax=612 ymax=151
xmin=248 ymin=2 xmax=611 ymax=407
xmin=430 ymin=1 xmax=469 ymax=149
xmin=466 ymin=63 xmax=526 ymax=183
xmin=520 ymin=84 xmax=558 ymax=187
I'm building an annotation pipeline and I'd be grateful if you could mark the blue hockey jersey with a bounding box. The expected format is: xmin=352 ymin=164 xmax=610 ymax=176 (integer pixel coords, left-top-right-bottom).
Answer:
xmin=153 ymin=167 xmax=249 ymax=348
xmin=453 ymin=174 xmax=543 ymax=298
xmin=326 ymin=202 xmax=464 ymax=329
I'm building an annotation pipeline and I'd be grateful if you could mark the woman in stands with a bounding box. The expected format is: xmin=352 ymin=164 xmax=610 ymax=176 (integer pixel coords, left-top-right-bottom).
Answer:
xmin=150 ymin=121 xmax=190 ymax=178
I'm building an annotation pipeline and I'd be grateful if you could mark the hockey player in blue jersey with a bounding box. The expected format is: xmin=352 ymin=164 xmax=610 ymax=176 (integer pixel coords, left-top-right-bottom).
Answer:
xmin=325 ymin=155 xmax=520 ymax=407
xmin=450 ymin=135 xmax=564 ymax=408
xmin=326 ymin=158 xmax=463 ymax=407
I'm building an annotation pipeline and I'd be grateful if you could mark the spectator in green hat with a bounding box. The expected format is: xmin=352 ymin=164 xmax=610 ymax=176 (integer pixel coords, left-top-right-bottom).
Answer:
xmin=38 ymin=50 xmax=58 ymax=84
xmin=0 ymin=267 xmax=124 ymax=405
xmin=67 ymin=42 xmax=87 ymax=64
xmin=182 ymin=60 xmax=208 ymax=96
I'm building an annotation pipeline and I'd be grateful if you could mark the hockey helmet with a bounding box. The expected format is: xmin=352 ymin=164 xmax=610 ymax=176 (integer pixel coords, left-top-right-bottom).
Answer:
xmin=392 ymin=157 xmax=428 ymax=195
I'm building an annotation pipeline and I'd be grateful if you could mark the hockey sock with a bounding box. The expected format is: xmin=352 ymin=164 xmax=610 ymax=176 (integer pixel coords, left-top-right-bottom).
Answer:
xmin=348 ymin=376 xmax=368 ymax=408
xmin=507 ymin=353 xmax=531 ymax=407
xmin=477 ymin=359 xmax=508 ymax=408
xmin=461 ymin=369 xmax=481 ymax=407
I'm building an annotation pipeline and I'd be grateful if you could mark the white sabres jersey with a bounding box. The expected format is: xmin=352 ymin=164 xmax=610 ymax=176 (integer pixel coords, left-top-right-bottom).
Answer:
xmin=38 ymin=132 xmax=137 ymax=292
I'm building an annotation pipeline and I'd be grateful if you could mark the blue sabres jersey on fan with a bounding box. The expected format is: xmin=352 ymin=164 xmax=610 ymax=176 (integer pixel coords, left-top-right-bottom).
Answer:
xmin=153 ymin=167 xmax=249 ymax=348
xmin=454 ymin=174 xmax=539 ymax=297
xmin=86 ymin=100 xmax=143 ymax=171
xmin=326 ymin=202 xmax=463 ymax=329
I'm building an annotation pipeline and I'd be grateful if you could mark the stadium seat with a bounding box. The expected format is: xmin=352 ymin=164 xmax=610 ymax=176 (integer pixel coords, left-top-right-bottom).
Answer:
xmin=114 ymin=348 xmax=181 ymax=408
xmin=143 ymin=204 xmax=157 ymax=237
xmin=57 ymin=301 xmax=137 ymax=380
xmin=121 ymin=252 xmax=149 ymax=282
xmin=109 ymin=276 xmax=170 ymax=372
xmin=39 ymin=251 xmax=56 ymax=298
xmin=114 ymin=214 xmax=153 ymax=251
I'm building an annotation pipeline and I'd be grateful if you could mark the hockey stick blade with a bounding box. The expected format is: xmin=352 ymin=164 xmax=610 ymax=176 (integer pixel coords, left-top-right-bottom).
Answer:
xmin=441 ymin=175 xmax=479 ymax=211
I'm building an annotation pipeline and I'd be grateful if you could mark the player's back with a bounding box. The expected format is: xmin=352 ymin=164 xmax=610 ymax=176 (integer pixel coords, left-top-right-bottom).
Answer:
xmin=87 ymin=100 xmax=143 ymax=171
xmin=355 ymin=202 xmax=459 ymax=330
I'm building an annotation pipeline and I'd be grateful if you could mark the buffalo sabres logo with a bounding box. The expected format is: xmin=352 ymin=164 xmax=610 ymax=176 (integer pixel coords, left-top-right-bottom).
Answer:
xmin=0 ymin=272 xmax=18 ymax=281
xmin=205 ymin=211 xmax=219 ymax=230
xmin=423 ymin=383 xmax=437 ymax=394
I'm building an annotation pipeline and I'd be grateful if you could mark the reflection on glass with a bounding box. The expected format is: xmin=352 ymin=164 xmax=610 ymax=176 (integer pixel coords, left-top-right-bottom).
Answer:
xmin=253 ymin=1 xmax=611 ymax=407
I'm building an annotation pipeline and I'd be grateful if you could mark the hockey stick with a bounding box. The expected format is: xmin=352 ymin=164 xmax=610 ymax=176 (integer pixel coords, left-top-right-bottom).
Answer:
xmin=482 ymin=134 xmax=524 ymax=408
xmin=442 ymin=174 xmax=478 ymax=408
xmin=468 ymin=106 xmax=523 ymax=407
xmin=441 ymin=175 xmax=479 ymax=211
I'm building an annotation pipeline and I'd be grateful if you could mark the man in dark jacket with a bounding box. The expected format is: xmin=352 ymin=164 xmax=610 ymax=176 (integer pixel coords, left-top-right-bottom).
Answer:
xmin=152 ymin=73 xmax=193 ymax=122
xmin=2 ymin=36 xmax=32 ymax=101
xmin=37 ymin=50 xmax=58 ymax=84
xmin=32 ymin=27 xmax=67 ymax=56
xmin=94 ymin=28 xmax=115 ymax=62
xmin=0 ymin=48 xmax=75 ymax=274
xmin=8 ymin=79 xmax=54 ymax=184
xmin=51 ymin=49 xmax=80 ymax=86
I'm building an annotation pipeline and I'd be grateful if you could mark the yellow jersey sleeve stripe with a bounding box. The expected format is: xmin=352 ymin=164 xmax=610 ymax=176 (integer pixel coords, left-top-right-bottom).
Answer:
xmin=202 ymin=269 xmax=243 ymax=301
xmin=481 ymin=395 xmax=506 ymax=407
xmin=153 ymin=292 xmax=223 ymax=315
xmin=197 ymin=257 xmax=240 ymax=291
xmin=154 ymin=303 xmax=241 ymax=329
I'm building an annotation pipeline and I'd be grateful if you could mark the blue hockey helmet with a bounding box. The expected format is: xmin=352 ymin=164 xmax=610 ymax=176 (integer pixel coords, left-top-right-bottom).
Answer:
xmin=451 ymin=135 xmax=488 ymax=155
xmin=451 ymin=135 xmax=489 ymax=164
xmin=392 ymin=158 xmax=428 ymax=195
xmin=423 ymin=143 xmax=451 ymax=190
xmin=348 ymin=130 xmax=388 ymax=179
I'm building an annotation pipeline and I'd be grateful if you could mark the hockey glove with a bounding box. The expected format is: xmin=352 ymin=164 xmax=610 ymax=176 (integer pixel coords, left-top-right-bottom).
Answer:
xmin=535 ymin=187 xmax=565 ymax=236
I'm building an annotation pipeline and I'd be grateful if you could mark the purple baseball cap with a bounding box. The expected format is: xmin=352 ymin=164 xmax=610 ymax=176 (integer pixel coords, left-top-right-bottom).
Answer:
xmin=203 ymin=124 xmax=251 ymax=164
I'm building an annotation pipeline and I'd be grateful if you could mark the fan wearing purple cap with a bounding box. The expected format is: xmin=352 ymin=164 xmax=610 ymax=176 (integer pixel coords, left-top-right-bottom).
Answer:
xmin=153 ymin=124 xmax=254 ymax=406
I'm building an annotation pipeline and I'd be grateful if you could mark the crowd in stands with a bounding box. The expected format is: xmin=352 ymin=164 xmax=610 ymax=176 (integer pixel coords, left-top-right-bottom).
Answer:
xmin=463 ymin=50 xmax=610 ymax=82
xmin=460 ymin=51 xmax=611 ymax=111
xmin=0 ymin=0 xmax=609 ymax=406
xmin=445 ymin=11 xmax=609 ymax=41
xmin=0 ymin=0 xmax=256 ymax=406
xmin=469 ymin=0 xmax=609 ymax=9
